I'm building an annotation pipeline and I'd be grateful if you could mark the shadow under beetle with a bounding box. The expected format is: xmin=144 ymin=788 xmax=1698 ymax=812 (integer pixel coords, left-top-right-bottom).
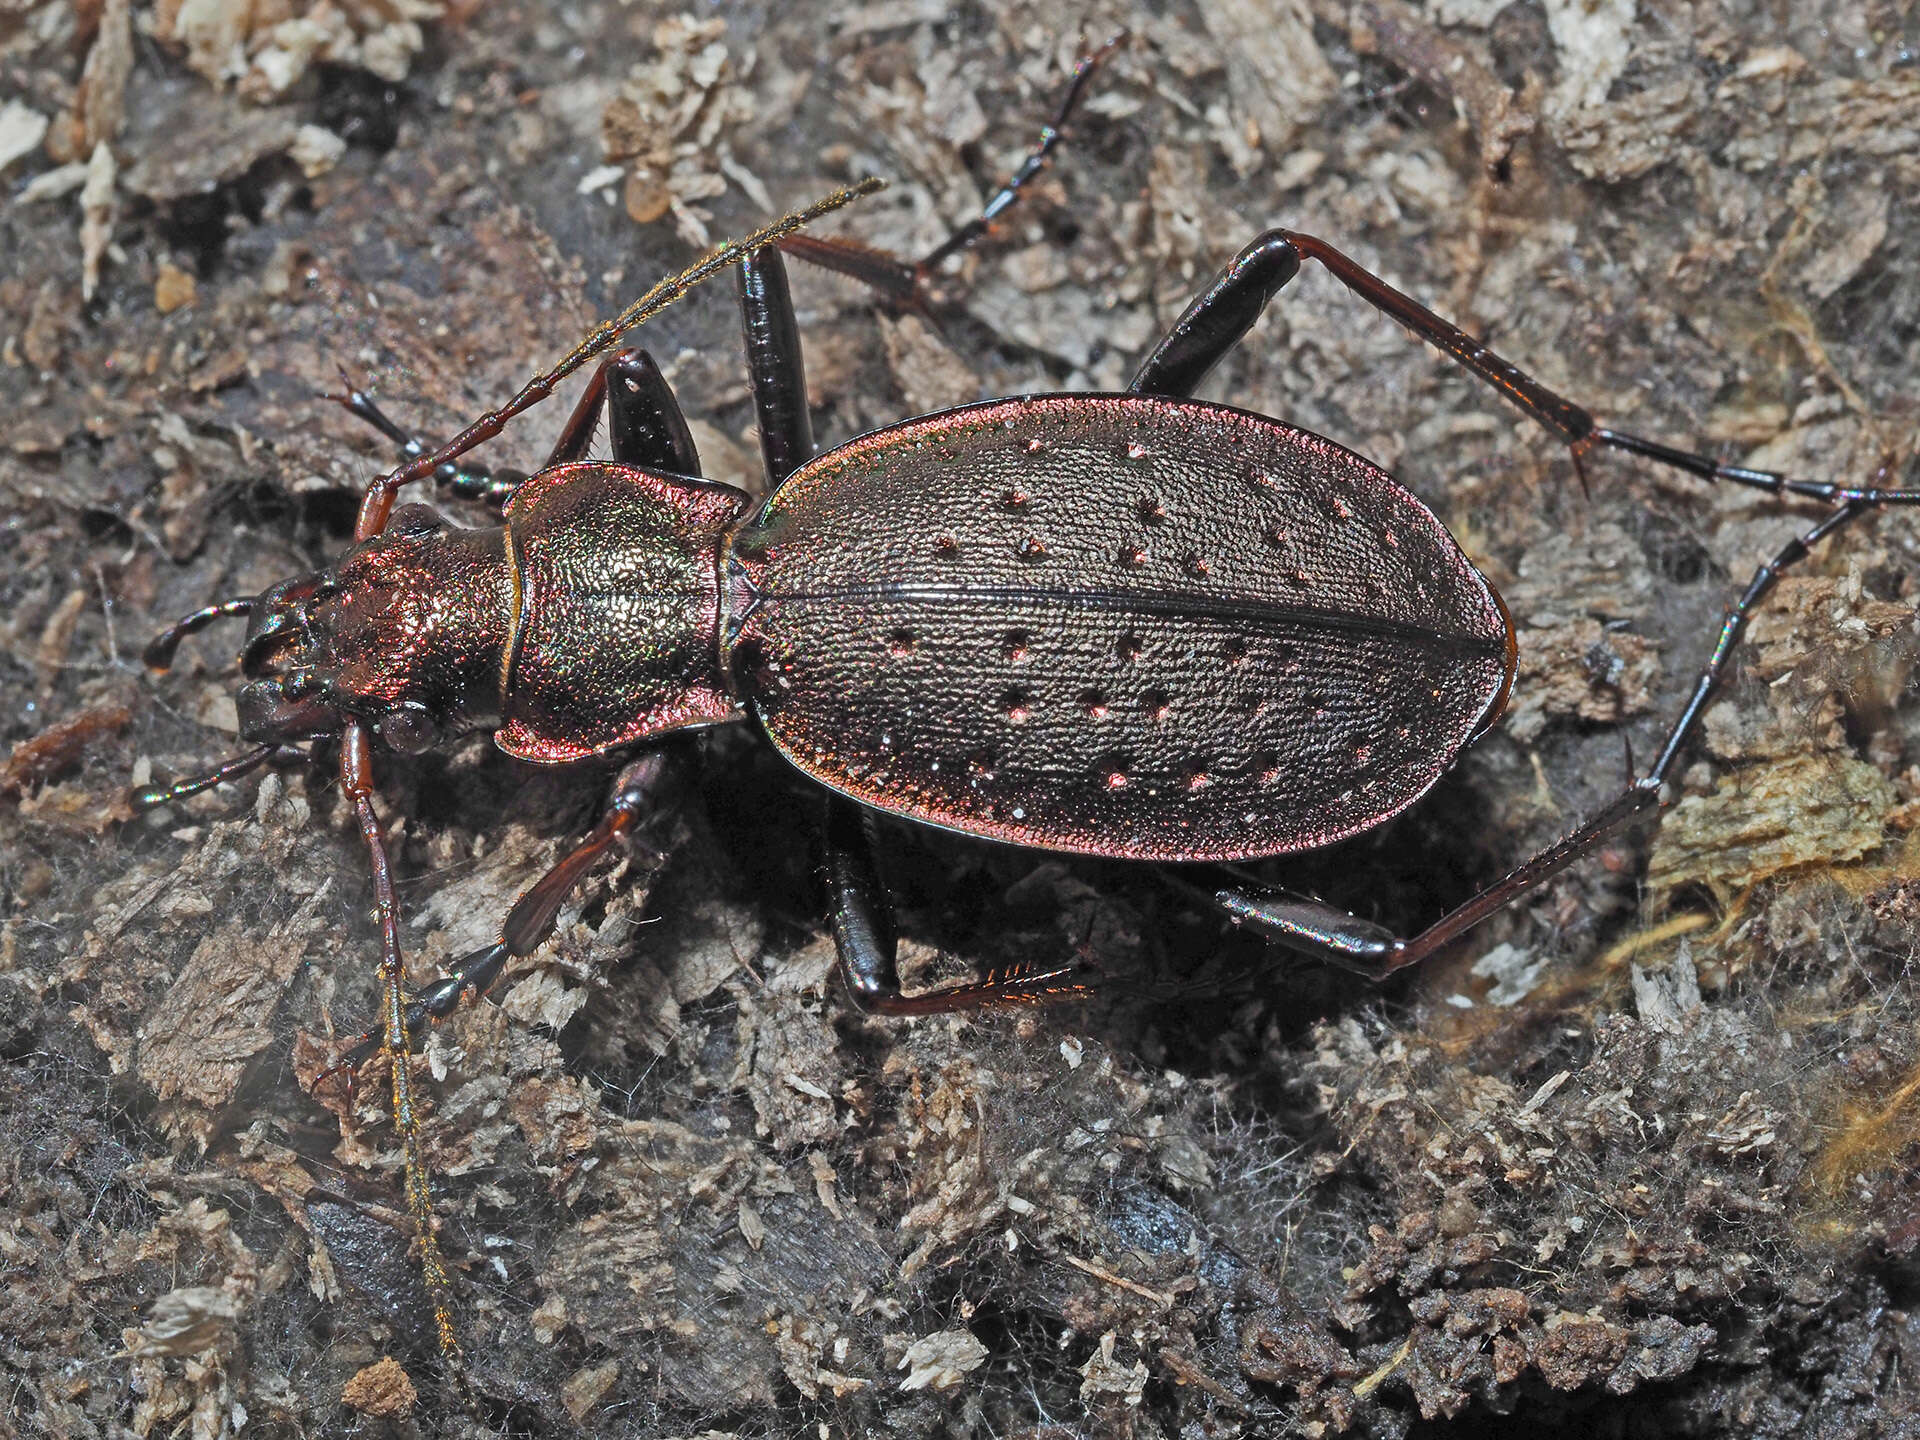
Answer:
xmin=134 ymin=44 xmax=1917 ymax=1356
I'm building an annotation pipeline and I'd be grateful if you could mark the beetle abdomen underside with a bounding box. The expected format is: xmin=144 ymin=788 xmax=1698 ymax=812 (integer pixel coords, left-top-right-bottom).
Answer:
xmin=724 ymin=395 xmax=1513 ymax=861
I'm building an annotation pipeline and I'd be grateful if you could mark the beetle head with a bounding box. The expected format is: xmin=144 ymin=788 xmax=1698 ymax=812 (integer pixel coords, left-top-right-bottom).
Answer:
xmin=237 ymin=504 xmax=514 ymax=753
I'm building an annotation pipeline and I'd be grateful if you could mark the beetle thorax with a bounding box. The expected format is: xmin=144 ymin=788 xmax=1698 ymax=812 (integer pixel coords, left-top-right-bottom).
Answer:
xmin=493 ymin=463 xmax=751 ymax=763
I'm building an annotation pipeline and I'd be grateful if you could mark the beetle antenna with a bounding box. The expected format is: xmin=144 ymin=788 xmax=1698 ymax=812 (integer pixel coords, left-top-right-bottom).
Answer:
xmin=143 ymin=599 xmax=253 ymax=671
xmin=129 ymin=742 xmax=284 ymax=811
xmin=352 ymin=176 xmax=887 ymax=541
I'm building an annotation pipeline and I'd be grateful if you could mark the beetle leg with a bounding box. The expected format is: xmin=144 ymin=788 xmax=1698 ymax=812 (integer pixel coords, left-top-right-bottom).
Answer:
xmin=739 ymin=246 xmax=817 ymax=491
xmin=737 ymin=243 xmax=1051 ymax=1007
xmin=848 ymin=956 xmax=1094 ymax=1016
xmin=1586 ymin=429 xmax=1920 ymax=510
xmin=1218 ymin=500 xmax=1877 ymax=977
xmin=829 ymin=797 xmax=1090 ymax=1014
xmin=1136 ymin=230 xmax=1600 ymax=441
xmin=735 ymin=245 xmax=1096 ymax=1011
xmin=604 ymin=349 xmax=702 ymax=473
xmin=419 ymin=751 xmax=672 ymax=1017
xmin=824 ymin=798 xmax=900 ymax=1009
xmin=329 ymin=347 xmax=704 ymax=501
xmin=736 ymin=247 xmax=916 ymax=1008
xmin=1128 ymin=235 xmax=1302 ymax=399
xmin=326 ymin=371 xmax=529 ymax=507
xmin=323 ymin=752 xmax=674 ymax=1073
xmin=142 ymin=597 xmax=253 ymax=670
xmin=1138 ymin=230 xmax=1920 ymax=512
xmin=778 ymin=34 xmax=1124 ymax=312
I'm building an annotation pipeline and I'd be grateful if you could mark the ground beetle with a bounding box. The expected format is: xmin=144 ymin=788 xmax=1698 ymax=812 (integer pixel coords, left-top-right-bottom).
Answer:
xmin=133 ymin=46 xmax=1917 ymax=1355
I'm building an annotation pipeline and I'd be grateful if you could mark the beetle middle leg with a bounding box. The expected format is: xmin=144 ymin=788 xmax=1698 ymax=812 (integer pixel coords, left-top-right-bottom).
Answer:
xmin=739 ymin=245 xmax=1093 ymax=1014
xmin=826 ymin=803 xmax=1086 ymax=1015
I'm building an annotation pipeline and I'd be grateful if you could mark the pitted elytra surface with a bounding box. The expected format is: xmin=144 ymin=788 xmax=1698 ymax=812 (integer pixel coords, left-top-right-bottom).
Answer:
xmin=723 ymin=394 xmax=1513 ymax=859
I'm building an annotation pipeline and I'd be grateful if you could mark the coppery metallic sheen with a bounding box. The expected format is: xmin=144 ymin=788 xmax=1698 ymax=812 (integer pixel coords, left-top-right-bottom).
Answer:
xmin=229 ymin=469 xmax=753 ymax=763
xmin=228 ymin=396 xmax=1512 ymax=866
xmin=498 ymin=464 xmax=749 ymax=762
xmin=720 ymin=394 xmax=1513 ymax=861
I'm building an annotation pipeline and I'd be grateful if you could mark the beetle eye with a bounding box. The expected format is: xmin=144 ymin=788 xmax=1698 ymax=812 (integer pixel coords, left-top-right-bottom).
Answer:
xmin=377 ymin=703 xmax=439 ymax=754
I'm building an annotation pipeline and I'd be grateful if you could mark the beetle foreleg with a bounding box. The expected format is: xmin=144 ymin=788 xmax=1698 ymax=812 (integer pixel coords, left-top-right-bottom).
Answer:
xmin=604 ymin=349 xmax=702 ymax=474
xmin=485 ymin=751 xmax=673 ymax=963
xmin=326 ymin=370 xmax=527 ymax=507
xmin=351 ymin=181 xmax=881 ymax=540
xmin=778 ymin=34 xmax=1124 ymax=313
xmin=540 ymin=346 xmax=703 ymax=473
xmin=323 ymin=751 xmax=675 ymax=1074
xmin=142 ymin=597 xmax=253 ymax=671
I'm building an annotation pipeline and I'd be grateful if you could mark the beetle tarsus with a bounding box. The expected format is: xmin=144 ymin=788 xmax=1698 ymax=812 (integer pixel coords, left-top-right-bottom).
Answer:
xmin=327 ymin=371 xmax=527 ymax=507
xmin=779 ymin=35 xmax=1125 ymax=313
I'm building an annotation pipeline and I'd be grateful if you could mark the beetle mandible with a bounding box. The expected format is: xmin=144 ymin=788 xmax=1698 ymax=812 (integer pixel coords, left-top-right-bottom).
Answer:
xmin=133 ymin=44 xmax=1917 ymax=1355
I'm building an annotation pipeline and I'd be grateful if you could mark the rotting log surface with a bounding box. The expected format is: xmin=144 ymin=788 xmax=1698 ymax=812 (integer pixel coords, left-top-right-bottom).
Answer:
xmin=3 ymin=2 xmax=1919 ymax=1436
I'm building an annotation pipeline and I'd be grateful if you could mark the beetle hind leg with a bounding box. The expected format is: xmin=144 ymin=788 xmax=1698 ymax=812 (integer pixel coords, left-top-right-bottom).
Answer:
xmin=1134 ymin=228 xmax=1920 ymax=515
xmin=1217 ymin=500 xmax=1879 ymax=976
